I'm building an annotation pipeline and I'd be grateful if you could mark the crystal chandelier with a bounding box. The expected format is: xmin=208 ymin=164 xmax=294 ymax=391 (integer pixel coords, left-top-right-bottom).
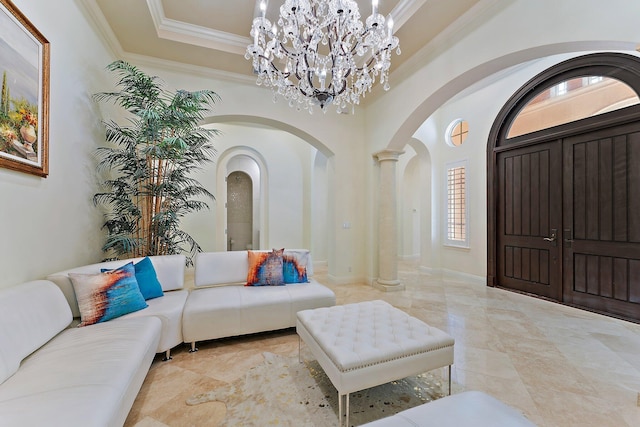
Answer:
xmin=245 ymin=0 xmax=400 ymax=113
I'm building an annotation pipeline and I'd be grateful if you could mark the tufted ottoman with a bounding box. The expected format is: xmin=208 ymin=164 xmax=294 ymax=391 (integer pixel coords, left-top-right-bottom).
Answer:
xmin=296 ymin=300 xmax=455 ymax=426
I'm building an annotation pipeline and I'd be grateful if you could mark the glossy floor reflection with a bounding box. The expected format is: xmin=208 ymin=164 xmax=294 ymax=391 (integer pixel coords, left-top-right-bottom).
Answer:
xmin=126 ymin=262 xmax=640 ymax=427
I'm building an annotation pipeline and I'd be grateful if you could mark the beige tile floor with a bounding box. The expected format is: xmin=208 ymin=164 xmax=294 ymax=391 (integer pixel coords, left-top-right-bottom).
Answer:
xmin=126 ymin=262 xmax=640 ymax=427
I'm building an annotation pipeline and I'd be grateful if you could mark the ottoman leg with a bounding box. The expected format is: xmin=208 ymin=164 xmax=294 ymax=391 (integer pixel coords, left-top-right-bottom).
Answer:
xmin=346 ymin=393 xmax=350 ymax=427
xmin=448 ymin=365 xmax=452 ymax=395
xmin=338 ymin=392 xmax=350 ymax=427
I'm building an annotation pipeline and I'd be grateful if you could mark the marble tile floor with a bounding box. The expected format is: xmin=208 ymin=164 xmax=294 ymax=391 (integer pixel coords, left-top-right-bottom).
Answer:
xmin=125 ymin=262 xmax=640 ymax=427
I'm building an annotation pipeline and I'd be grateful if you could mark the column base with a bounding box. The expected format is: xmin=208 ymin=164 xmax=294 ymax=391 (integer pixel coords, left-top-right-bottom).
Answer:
xmin=373 ymin=279 xmax=405 ymax=292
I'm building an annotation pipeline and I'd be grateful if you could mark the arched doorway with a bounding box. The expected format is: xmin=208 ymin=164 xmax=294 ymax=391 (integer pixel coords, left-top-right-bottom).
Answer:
xmin=488 ymin=52 xmax=640 ymax=322
xmin=226 ymin=171 xmax=253 ymax=251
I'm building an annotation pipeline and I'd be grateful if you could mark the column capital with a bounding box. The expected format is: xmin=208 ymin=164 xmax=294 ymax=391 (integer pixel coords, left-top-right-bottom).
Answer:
xmin=373 ymin=149 xmax=405 ymax=163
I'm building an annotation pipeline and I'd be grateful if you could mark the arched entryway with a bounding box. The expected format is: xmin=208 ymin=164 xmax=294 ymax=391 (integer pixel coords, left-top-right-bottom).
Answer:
xmin=226 ymin=171 xmax=253 ymax=251
xmin=488 ymin=52 xmax=640 ymax=322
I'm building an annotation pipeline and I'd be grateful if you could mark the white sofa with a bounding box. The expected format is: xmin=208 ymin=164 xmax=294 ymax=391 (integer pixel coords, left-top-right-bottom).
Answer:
xmin=0 ymin=280 xmax=161 ymax=427
xmin=46 ymin=251 xmax=336 ymax=355
xmin=182 ymin=250 xmax=336 ymax=351
xmin=47 ymin=254 xmax=188 ymax=360
xmin=361 ymin=391 xmax=537 ymax=426
xmin=0 ymin=250 xmax=334 ymax=426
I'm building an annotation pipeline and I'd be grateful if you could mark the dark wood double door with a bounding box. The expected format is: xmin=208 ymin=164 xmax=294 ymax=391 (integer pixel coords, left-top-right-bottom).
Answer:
xmin=496 ymin=116 xmax=640 ymax=321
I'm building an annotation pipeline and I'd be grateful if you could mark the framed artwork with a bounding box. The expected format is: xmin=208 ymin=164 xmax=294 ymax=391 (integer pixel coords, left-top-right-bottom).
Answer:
xmin=0 ymin=0 xmax=49 ymax=177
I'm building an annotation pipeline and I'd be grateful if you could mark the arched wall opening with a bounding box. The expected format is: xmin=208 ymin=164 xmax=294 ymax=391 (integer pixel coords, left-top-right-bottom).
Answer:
xmin=201 ymin=116 xmax=334 ymax=267
xmin=396 ymin=138 xmax=432 ymax=264
xmin=400 ymin=154 xmax=420 ymax=260
xmin=215 ymin=147 xmax=267 ymax=252
xmin=202 ymin=115 xmax=334 ymax=158
xmin=226 ymin=170 xmax=254 ymax=251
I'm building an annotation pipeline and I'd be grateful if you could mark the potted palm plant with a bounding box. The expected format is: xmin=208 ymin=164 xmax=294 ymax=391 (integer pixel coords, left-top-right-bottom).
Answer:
xmin=93 ymin=60 xmax=220 ymax=265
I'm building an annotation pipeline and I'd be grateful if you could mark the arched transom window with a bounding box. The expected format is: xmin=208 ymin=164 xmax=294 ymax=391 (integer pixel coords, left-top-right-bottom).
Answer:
xmin=508 ymin=76 xmax=640 ymax=138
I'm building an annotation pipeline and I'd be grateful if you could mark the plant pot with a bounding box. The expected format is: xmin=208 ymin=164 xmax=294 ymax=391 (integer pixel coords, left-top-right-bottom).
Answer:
xmin=20 ymin=125 xmax=37 ymax=152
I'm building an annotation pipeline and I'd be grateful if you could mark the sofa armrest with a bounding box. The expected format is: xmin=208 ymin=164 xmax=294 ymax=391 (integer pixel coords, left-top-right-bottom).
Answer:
xmin=0 ymin=280 xmax=72 ymax=384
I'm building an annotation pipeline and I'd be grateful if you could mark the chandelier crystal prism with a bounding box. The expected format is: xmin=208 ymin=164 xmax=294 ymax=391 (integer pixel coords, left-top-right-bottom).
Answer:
xmin=245 ymin=0 xmax=400 ymax=113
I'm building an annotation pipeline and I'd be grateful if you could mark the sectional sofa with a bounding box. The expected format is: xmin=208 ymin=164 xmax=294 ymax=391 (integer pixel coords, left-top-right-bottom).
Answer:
xmin=47 ymin=254 xmax=188 ymax=361
xmin=0 ymin=280 xmax=161 ymax=426
xmin=0 ymin=249 xmax=336 ymax=426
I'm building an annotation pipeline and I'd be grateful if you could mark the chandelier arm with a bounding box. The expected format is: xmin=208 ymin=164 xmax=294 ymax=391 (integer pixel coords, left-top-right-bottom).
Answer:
xmin=300 ymin=53 xmax=313 ymax=87
xmin=363 ymin=56 xmax=376 ymax=71
xmin=256 ymin=53 xmax=283 ymax=75
xmin=306 ymin=68 xmax=314 ymax=88
xmin=355 ymin=45 xmax=393 ymax=73
xmin=299 ymin=87 xmax=311 ymax=97
xmin=273 ymin=41 xmax=303 ymax=80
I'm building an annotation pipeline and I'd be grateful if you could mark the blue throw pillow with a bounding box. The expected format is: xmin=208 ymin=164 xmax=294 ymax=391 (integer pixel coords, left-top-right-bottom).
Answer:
xmin=134 ymin=257 xmax=164 ymax=300
xmin=102 ymin=257 xmax=164 ymax=300
xmin=70 ymin=263 xmax=148 ymax=326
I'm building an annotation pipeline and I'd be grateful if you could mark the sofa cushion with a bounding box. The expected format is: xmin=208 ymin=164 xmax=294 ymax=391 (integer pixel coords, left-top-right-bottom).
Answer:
xmin=283 ymin=249 xmax=310 ymax=283
xmin=0 ymin=316 xmax=161 ymax=427
xmin=246 ymin=249 xmax=284 ymax=286
xmin=182 ymin=279 xmax=336 ymax=343
xmin=117 ymin=289 xmax=189 ymax=353
xmin=69 ymin=263 xmax=148 ymax=326
xmin=194 ymin=251 xmax=249 ymax=287
xmin=0 ymin=281 xmax=72 ymax=385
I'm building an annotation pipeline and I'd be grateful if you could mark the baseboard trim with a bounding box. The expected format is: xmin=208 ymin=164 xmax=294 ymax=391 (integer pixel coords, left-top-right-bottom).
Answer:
xmin=326 ymin=274 xmax=366 ymax=285
xmin=441 ymin=268 xmax=486 ymax=285
xmin=418 ymin=267 xmax=486 ymax=285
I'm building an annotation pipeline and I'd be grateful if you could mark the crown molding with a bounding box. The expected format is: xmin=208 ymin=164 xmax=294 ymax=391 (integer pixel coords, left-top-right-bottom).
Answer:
xmin=75 ymin=0 xmax=126 ymax=58
xmin=391 ymin=0 xmax=428 ymax=30
xmin=365 ymin=0 xmax=505 ymax=105
xmin=146 ymin=0 xmax=250 ymax=55
xmin=122 ymin=51 xmax=257 ymax=85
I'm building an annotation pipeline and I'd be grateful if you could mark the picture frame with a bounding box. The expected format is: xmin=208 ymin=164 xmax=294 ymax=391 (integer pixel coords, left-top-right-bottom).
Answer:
xmin=0 ymin=0 xmax=49 ymax=177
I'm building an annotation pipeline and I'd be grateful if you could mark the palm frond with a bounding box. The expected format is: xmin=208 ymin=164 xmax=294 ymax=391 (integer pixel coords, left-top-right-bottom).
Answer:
xmin=93 ymin=60 xmax=220 ymax=265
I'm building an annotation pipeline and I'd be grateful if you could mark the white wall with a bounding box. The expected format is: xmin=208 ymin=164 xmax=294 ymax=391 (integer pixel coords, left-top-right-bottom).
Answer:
xmin=311 ymin=152 xmax=329 ymax=263
xmin=366 ymin=0 xmax=640 ymax=282
xmin=398 ymin=146 xmax=420 ymax=259
xmin=0 ymin=0 xmax=116 ymax=289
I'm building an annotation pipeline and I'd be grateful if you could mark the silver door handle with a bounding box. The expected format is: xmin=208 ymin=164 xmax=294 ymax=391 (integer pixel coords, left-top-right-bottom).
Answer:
xmin=543 ymin=229 xmax=557 ymax=246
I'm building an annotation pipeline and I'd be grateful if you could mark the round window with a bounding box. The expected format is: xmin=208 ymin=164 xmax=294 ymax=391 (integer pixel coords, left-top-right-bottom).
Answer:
xmin=446 ymin=119 xmax=468 ymax=147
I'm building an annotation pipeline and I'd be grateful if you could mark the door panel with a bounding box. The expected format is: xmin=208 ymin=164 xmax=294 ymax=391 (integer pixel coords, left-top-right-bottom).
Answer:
xmin=563 ymin=124 xmax=640 ymax=320
xmin=497 ymin=141 xmax=562 ymax=299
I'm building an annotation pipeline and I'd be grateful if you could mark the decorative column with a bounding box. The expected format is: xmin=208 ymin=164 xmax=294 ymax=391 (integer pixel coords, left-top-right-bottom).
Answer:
xmin=373 ymin=149 xmax=405 ymax=291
